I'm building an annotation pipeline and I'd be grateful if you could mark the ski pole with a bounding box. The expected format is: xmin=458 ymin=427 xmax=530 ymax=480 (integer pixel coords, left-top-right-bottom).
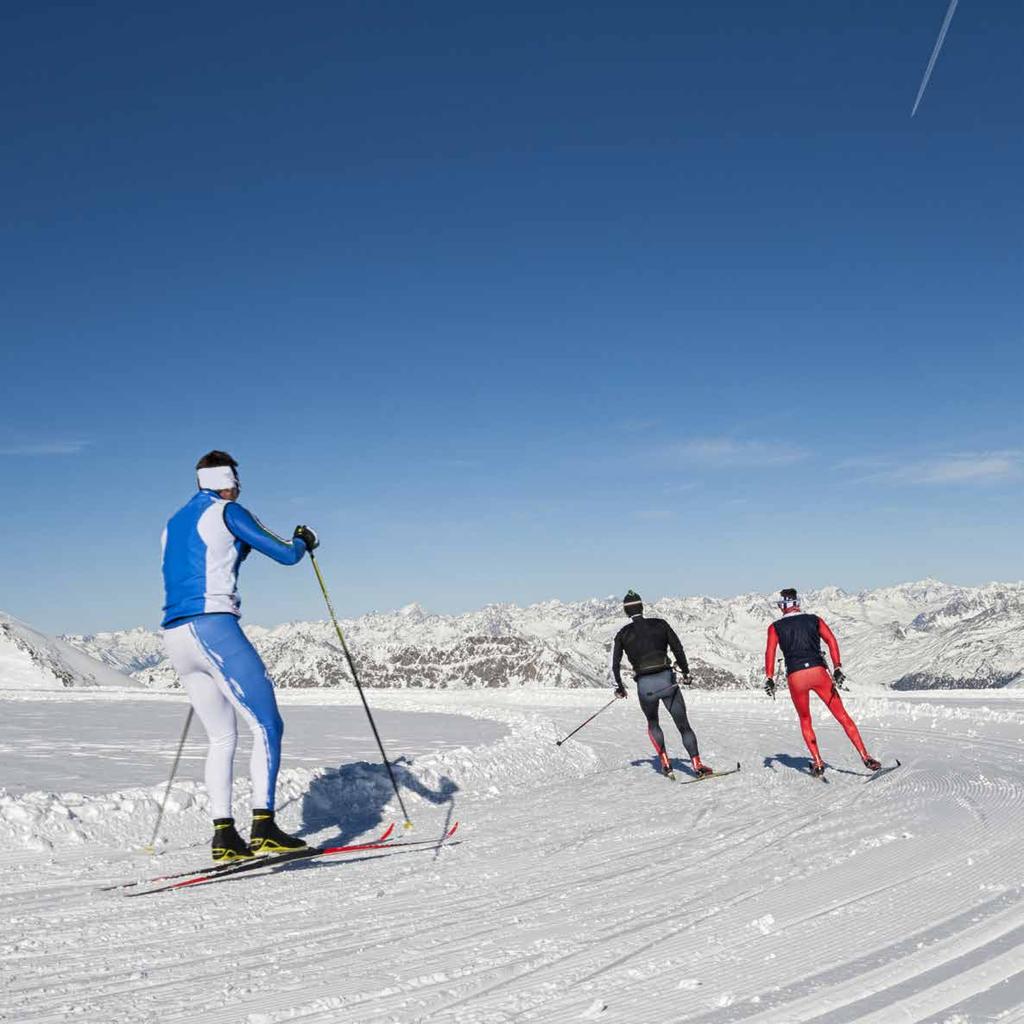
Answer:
xmin=555 ymin=696 xmax=620 ymax=746
xmin=144 ymin=706 xmax=194 ymax=853
xmin=309 ymin=551 xmax=414 ymax=830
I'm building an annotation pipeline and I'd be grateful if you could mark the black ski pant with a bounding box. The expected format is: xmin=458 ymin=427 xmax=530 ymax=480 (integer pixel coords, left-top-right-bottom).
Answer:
xmin=636 ymin=669 xmax=699 ymax=762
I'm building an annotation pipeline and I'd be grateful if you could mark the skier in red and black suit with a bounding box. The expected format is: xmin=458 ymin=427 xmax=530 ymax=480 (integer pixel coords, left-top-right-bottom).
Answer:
xmin=612 ymin=590 xmax=712 ymax=779
xmin=764 ymin=588 xmax=881 ymax=777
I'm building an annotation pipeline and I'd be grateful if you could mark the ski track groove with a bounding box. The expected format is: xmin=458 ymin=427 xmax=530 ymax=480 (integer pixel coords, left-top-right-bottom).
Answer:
xmin=4 ymin=694 xmax=1024 ymax=1023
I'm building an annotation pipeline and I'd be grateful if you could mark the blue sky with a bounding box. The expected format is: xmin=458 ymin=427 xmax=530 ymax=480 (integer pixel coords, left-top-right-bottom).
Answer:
xmin=2 ymin=1 xmax=1022 ymax=633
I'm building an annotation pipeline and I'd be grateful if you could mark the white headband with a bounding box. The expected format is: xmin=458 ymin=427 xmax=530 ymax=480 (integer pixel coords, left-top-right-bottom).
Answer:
xmin=197 ymin=465 xmax=239 ymax=492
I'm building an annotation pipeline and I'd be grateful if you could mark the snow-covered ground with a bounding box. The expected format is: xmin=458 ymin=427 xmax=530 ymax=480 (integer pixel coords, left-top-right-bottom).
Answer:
xmin=3 ymin=687 xmax=1023 ymax=1023
xmin=0 ymin=695 xmax=505 ymax=796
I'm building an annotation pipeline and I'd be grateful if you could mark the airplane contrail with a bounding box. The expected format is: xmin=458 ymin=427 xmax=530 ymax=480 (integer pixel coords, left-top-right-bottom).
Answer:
xmin=911 ymin=0 xmax=960 ymax=117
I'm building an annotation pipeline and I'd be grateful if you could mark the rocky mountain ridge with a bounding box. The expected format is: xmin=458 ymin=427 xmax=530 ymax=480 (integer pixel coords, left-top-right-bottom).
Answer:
xmin=0 ymin=613 xmax=137 ymax=690
xmin=59 ymin=580 xmax=1024 ymax=692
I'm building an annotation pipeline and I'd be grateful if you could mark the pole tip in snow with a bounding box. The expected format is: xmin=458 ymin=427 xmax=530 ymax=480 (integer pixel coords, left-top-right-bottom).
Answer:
xmin=403 ymin=820 xmax=414 ymax=831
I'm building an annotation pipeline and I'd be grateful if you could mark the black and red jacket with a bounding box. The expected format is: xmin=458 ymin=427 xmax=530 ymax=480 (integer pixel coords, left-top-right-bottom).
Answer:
xmin=612 ymin=615 xmax=689 ymax=686
xmin=765 ymin=610 xmax=841 ymax=677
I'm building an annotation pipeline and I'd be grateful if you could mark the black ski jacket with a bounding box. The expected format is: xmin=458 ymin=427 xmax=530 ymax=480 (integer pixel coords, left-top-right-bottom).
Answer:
xmin=612 ymin=615 xmax=689 ymax=686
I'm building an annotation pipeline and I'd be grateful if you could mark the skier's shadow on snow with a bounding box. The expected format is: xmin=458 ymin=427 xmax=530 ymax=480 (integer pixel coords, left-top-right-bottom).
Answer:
xmin=763 ymin=752 xmax=817 ymax=775
xmin=629 ymin=756 xmax=701 ymax=779
xmin=295 ymin=756 xmax=459 ymax=846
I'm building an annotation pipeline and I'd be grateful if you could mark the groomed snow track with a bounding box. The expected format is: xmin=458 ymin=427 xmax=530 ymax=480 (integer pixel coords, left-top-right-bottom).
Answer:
xmin=2 ymin=689 xmax=1023 ymax=1023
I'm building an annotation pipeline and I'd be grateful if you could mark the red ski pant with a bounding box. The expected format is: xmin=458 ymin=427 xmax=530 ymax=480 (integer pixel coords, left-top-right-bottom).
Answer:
xmin=787 ymin=667 xmax=868 ymax=763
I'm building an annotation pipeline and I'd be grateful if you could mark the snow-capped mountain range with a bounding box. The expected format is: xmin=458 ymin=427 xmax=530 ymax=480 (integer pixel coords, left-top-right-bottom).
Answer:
xmin=0 ymin=612 xmax=137 ymax=690
xmin=55 ymin=579 xmax=1024 ymax=692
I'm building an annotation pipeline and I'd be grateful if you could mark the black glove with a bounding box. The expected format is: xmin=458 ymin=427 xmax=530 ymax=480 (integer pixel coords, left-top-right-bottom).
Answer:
xmin=677 ymin=671 xmax=692 ymax=686
xmin=293 ymin=525 xmax=319 ymax=551
xmin=764 ymin=677 xmax=776 ymax=698
xmin=833 ymin=667 xmax=846 ymax=690
xmin=614 ymin=682 xmax=627 ymax=699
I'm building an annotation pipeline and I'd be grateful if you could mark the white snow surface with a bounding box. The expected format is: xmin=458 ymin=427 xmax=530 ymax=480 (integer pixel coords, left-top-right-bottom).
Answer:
xmin=3 ymin=687 xmax=1024 ymax=1022
xmin=62 ymin=578 xmax=1024 ymax=692
xmin=0 ymin=695 xmax=505 ymax=798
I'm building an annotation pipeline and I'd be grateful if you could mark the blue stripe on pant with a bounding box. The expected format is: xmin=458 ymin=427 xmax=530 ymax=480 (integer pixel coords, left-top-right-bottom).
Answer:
xmin=164 ymin=613 xmax=284 ymax=816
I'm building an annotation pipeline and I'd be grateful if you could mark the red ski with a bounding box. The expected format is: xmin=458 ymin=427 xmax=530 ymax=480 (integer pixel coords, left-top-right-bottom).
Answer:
xmin=105 ymin=823 xmax=397 ymax=893
xmin=126 ymin=822 xmax=460 ymax=897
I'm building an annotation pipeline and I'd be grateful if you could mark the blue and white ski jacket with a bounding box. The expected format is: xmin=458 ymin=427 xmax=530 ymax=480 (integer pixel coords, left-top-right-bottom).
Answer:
xmin=161 ymin=490 xmax=307 ymax=628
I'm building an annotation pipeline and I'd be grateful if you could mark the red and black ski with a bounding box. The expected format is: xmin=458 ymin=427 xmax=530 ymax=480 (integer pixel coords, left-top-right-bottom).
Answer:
xmin=126 ymin=822 xmax=460 ymax=897
xmin=864 ymin=759 xmax=902 ymax=782
xmin=672 ymin=761 xmax=741 ymax=785
xmin=104 ymin=823 xmax=397 ymax=893
xmin=827 ymin=759 xmax=902 ymax=782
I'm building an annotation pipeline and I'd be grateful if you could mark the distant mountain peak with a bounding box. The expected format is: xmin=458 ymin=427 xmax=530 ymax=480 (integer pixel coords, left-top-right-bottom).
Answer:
xmin=1 ymin=612 xmax=138 ymax=690
xmin=56 ymin=580 xmax=1024 ymax=693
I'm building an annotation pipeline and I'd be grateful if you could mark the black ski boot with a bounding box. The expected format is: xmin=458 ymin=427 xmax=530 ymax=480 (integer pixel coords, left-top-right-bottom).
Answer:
xmin=248 ymin=809 xmax=307 ymax=855
xmin=863 ymin=756 xmax=882 ymax=772
xmin=809 ymin=761 xmax=826 ymax=778
xmin=212 ymin=818 xmax=255 ymax=862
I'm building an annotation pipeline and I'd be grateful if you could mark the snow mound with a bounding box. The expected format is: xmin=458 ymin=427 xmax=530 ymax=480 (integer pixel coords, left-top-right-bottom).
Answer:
xmin=0 ymin=706 xmax=595 ymax=851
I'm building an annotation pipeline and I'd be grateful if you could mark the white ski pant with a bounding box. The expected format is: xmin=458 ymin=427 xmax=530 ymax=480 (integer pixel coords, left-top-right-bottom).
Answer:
xmin=163 ymin=614 xmax=284 ymax=819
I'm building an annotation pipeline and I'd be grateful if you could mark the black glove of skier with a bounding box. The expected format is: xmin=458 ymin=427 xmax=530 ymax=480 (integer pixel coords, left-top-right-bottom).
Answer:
xmin=614 ymin=682 xmax=627 ymax=699
xmin=293 ymin=525 xmax=319 ymax=551
xmin=764 ymin=677 xmax=776 ymax=699
xmin=677 ymin=670 xmax=692 ymax=686
xmin=832 ymin=667 xmax=846 ymax=690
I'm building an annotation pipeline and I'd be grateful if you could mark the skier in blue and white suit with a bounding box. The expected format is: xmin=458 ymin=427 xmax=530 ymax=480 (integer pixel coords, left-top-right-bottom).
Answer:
xmin=161 ymin=450 xmax=319 ymax=861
